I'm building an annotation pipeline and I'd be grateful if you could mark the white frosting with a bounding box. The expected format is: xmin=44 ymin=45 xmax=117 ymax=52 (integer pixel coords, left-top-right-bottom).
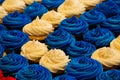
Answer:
xmin=23 ymin=0 xmax=41 ymax=5
xmin=39 ymin=49 xmax=70 ymax=73
xmin=21 ymin=40 xmax=48 ymax=62
xmin=0 ymin=6 xmax=7 ymax=23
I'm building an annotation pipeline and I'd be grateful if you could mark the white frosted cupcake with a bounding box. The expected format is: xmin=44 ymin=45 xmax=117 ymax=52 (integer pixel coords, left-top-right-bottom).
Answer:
xmin=23 ymin=16 xmax=54 ymax=40
xmin=41 ymin=10 xmax=65 ymax=28
xmin=23 ymin=0 xmax=41 ymax=5
xmin=0 ymin=6 xmax=7 ymax=23
xmin=39 ymin=49 xmax=70 ymax=73
xmin=2 ymin=0 xmax=26 ymax=13
xmin=21 ymin=40 xmax=48 ymax=62
xmin=58 ymin=0 xmax=86 ymax=17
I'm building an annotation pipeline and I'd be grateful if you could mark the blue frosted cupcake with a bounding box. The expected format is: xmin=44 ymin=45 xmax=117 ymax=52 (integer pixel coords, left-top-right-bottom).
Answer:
xmin=0 ymin=44 xmax=4 ymax=58
xmin=45 ymin=28 xmax=75 ymax=50
xmin=53 ymin=75 xmax=76 ymax=80
xmin=16 ymin=64 xmax=52 ymax=80
xmin=65 ymin=56 xmax=103 ymax=80
xmin=24 ymin=2 xmax=48 ymax=19
xmin=66 ymin=41 xmax=96 ymax=58
xmin=96 ymin=69 xmax=120 ymax=80
xmin=0 ymin=30 xmax=29 ymax=51
xmin=0 ymin=24 xmax=6 ymax=31
xmin=101 ymin=14 xmax=120 ymax=35
xmin=3 ymin=11 xmax=31 ymax=30
xmin=41 ymin=0 xmax=64 ymax=10
xmin=83 ymin=25 xmax=115 ymax=47
xmin=80 ymin=10 xmax=106 ymax=29
xmin=0 ymin=53 xmax=29 ymax=76
xmin=94 ymin=0 xmax=120 ymax=18
xmin=58 ymin=16 xmax=88 ymax=37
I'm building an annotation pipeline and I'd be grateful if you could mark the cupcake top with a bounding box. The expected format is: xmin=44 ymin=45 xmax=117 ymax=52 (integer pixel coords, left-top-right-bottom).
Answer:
xmin=0 ymin=53 xmax=29 ymax=75
xmin=110 ymin=35 xmax=120 ymax=51
xmin=91 ymin=47 xmax=120 ymax=69
xmin=65 ymin=56 xmax=103 ymax=80
xmin=101 ymin=14 xmax=120 ymax=33
xmin=0 ymin=30 xmax=29 ymax=50
xmin=2 ymin=0 xmax=26 ymax=13
xmin=0 ymin=44 xmax=4 ymax=58
xmin=96 ymin=69 xmax=120 ymax=80
xmin=23 ymin=16 xmax=54 ymax=40
xmin=41 ymin=0 xmax=64 ymax=9
xmin=58 ymin=16 xmax=88 ymax=36
xmin=53 ymin=75 xmax=76 ymax=80
xmin=21 ymin=40 xmax=48 ymax=62
xmin=24 ymin=2 xmax=48 ymax=19
xmin=41 ymin=10 xmax=65 ymax=27
xmin=57 ymin=0 xmax=86 ymax=17
xmin=3 ymin=11 xmax=31 ymax=30
xmin=45 ymin=28 xmax=75 ymax=50
xmin=94 ymin=0 xmax=120 ymax=18
xmin=24 ymin=0 xmax=41 ymax=5
xmin=0 ymin=6 xmax=7 ymax=23
xmin=16 ymin=64 xmax=52 ymax=80
xmin=83 ymin=26 xmax=115 ymax=47
xmin=80 ymin=10 xmax=106 ymax=25
xmin=66 ymin=41 xmax=96 ymax=58
xmin=40 ymin=49 xmax=70 ymax=73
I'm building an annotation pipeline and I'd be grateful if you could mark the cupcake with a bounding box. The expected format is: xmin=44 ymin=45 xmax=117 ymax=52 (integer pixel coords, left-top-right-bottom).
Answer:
xmin=41 ymin=10 xmax=65 ymax=28
xmin=58 ymin=16 xmax=88 ymax=37
xmin=0 ymin=6 xmax=7 ymax=23
xmin=65 ymin=56 xmax=103 ymax=80
xmin=53 ymin=75 xmax=76 ymax=80
xmin=21 ymin=40 xmax=48 ymax=62
xmin=0 ymin=53 xmax=29 ymax=76
xmin=0 ymin=30 xmax=29 ymax=51
xmin=66 ymin=41 xmax=96 ymax=58
xmin=41 ymin=0 xmax=64 ymax=10
xmin=45 ymin=28 xmax=75 ymax=50
xmin=0 ymin=44 xmax=4 ymax=58
xmin=24 ymin=0 xmax=41 ymax=5
xmin=3 ymin=11 xmax=31 ymax=30
xmin=91 ymin=47 xmax=120 ymax=69
xmin=57 ymin=0 xmax=86 ymax=18
xmin=24 ymin=2 xmax=48 ymax=19
xmin=101 ymin=14 xmax=120 ymax=35
xmin=80 ymin=9 xmax=106 ymax=29
xmin=23 ymin=16 xmax=54 ymax=40
xmin=83 ymin=26 xmax=115 ymax=47
xmin=80 ymin=0 xmax=101 ymax=10
xmin=96 ymin=69 xmax=120 ymax=80
xmin=39 ymin=49 xmax=70 ymax=73
xmin=15 ymin=64 xmax=52 ymax=80
xmin=2 ymin=0 xmax=26 ymax=13
xmin=94 ymin=0 xmax=120 ymax=18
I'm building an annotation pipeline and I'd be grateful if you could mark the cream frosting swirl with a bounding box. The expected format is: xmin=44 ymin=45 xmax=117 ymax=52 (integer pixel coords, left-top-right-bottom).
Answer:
xmin=0 ymin=6 xmax=7 ymax=23
xmin=24 ymin=0 xmax=41 ymax=5
xmin=2 ymin=0 xmax=26 ymax=13
xmin=41 ymin=10 xmax=65 ymax=28
xmin=91 ymin=47 xmax=120 ymax=69
xmin=23 ymin=16 xmax=54 ymax=40
xmin=57 ymin=0 xmax=86 ymax=17
xmin=39 ymin=49 xmax=70 ymax=73
xmin=21 ymin=40 xmax=48 ymax=62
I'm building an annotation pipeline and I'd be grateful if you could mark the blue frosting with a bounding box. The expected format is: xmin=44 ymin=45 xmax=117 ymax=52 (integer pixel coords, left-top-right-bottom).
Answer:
xmin=111 ymin=0 xmax=120 ymax=7
xmin=3 ymin=11 xmax=31 ymax=30
xmin=0 ymin=24 xmax=7 ymax=31
xmin=45 ymin=28 xmax=75 ymax=50
xmin=96 ymin=69 xmax=120 ymax=80
xmin=101 ymin=14 xmax=120 ymax=33
xmin=53 ymin=75 xmax=76 ymax=80
xmin=41 ymin=0 xmax=64 ymax=9
xmin=0 ymin=0 xmax=4 ymax=4
xmin=0 ymin=30 xmax=29 ymax=50
xmin=0 ymin=53 xmax=29 ymax=75
xmin=65 ymin=56 xmax=103 ymax=80
xmin=94 ymin=0 xmax=120 ymax=18
xmin=0 ymin=44 xmax=4 ymax=58
xmin=16 ymin=64 xmax=52 ymax=80
xmin=83 ymin=26 xmax=115 ymax=47
xmin=24 ymin=2 xmax=48 ymax=19
xmin=58 ymin=16 xmax=88 ymax=36
xmin=80 ymin=10 xmax=106 ymax=25
xmin=65 ymin=41 xmax=96 ymax=58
